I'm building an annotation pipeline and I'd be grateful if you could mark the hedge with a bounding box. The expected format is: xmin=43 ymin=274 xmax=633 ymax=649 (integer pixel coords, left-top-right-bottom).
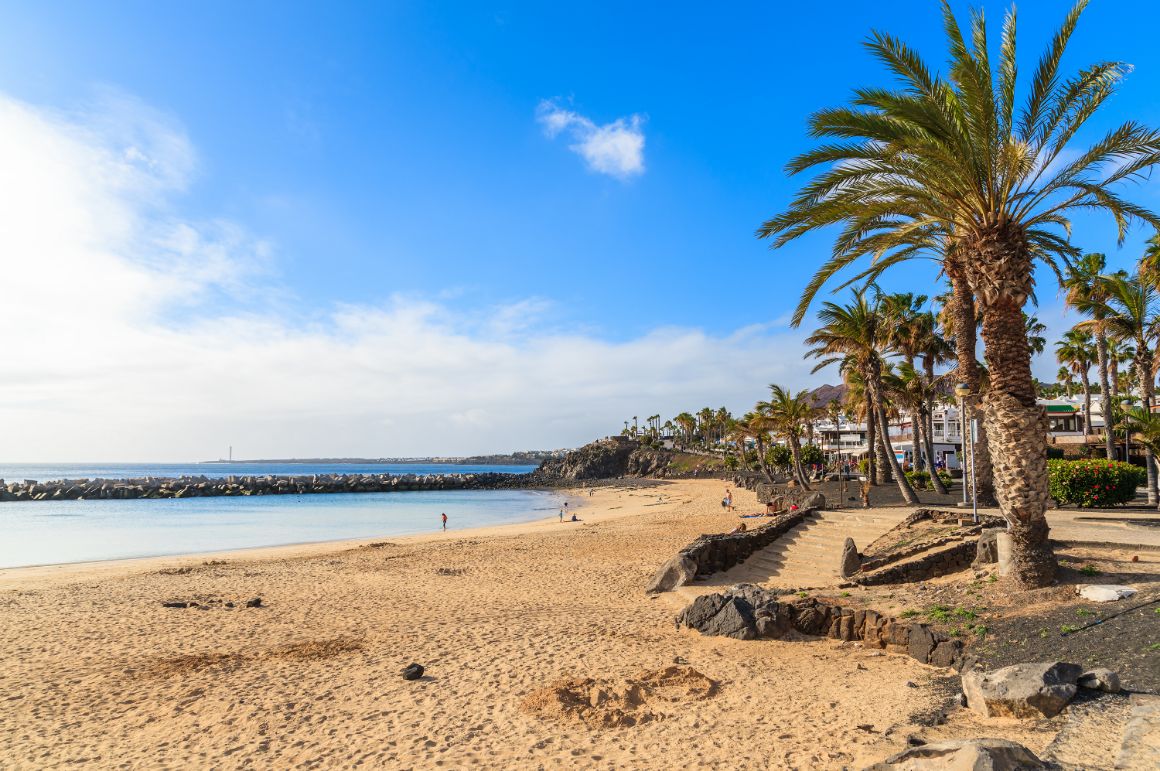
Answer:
xmin=904 ymin=470 xmax=954 ymax=490
xmin=1046 ymin=459 xmax=1147 ymax=507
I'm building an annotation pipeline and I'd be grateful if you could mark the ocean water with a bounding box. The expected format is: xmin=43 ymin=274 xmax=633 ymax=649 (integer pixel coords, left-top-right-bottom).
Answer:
xmin=0 ymin=488 xmax=563 ymax=568
xmin=0 ymin=461 xmax=538 ymax=483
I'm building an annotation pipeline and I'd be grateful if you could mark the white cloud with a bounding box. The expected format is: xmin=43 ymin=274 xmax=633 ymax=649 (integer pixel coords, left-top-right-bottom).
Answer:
xmin=0 ymin=90 xmax=810 ymax=462
xmin=536 ymin=99 xmax=645 ymax=179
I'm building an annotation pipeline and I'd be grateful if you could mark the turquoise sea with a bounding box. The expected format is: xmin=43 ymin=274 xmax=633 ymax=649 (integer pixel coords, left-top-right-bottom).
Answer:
xmin=0 ymin=463 xmax=557 ymax=568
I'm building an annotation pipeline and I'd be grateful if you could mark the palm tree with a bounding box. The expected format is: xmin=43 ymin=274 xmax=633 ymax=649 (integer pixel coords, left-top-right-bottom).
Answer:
xmin=1055 ymin=328 xmax=1095 ymax=434
xmin=697 ymin=408 xmax=714 ymax=447
xmin=757 ymin=1 xmax=1160 ymax=586
xmin=674 ymin=412 xmax=695 ymax=447
xmin=761 ymin=385 xmax=815 ymax=488
xmin=744 ymin=408 xmax=780 ymax=483
xmin=841 ymin=362 xmax=877 ymax=485
xmin=1137 ymin=232 xmax=1160 ymax=285
xmin=892 ymin=361 xmax=951 ymax=495
xmin=933 ymin=277 xmax=996 ymax=504
xmin=1082 ymin=272 xmax=1160 ymax=504
xmin=1024 ymin=314 xmax=1048 ymax=357
xmin=884 ymin=294 xmax=953 ymax=491
xmin=1055 ymin=366 xmax=1076 ymax=398
xmin=805 ymin=290 xmax=920 ymax=504
xmin=1064 ymin=253 xmax=1116 ymax=459
xmin=1118 ymin=406 xmax=1160 ymax=510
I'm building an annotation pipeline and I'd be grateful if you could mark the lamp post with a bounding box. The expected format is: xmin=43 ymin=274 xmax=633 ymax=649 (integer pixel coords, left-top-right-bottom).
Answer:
xmin=1121 ymin=397 xmax=1132 ymax=463
xmin=955 ymin=384 xmax=970 ymax=506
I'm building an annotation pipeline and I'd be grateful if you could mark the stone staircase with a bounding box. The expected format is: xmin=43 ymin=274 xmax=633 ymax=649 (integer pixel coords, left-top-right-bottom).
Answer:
xmin=670 ymin=508 xmax=909 ymax=606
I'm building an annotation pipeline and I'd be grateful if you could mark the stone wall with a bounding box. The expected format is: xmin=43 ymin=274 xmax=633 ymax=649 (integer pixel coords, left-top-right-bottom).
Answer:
xmin=854 ymin=540 xmax=978 ymax=586
xmin=0 ymin=471 xmax=527 ymax=502
xmin=646 ymin=508 xmax=812 ymax=593
xmin=677 ymin=585 xmax=966 ymax=670
xmin=754 ymin=483 xmax=825 ymax=511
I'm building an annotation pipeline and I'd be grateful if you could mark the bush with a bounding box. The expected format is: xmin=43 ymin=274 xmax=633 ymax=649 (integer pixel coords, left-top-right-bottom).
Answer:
xmin=904 ymin=469 xmax=953 ymax=490
xmin=905 ymin=470 xmax=932 ymax=489
xmin=766 ymin=444 xmax=791 ymax=469
xmin=799 ymin=444 xmax=824 ymax=467
xmin=1047 ymin=459 xmax=1146 ymax=508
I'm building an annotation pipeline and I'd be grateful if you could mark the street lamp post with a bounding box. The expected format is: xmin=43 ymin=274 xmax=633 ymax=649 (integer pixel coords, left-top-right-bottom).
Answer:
xmin=955 ymin=383 xmax=971 ymax=507
xmin=955 ymin=383 xmax=979 ymax=522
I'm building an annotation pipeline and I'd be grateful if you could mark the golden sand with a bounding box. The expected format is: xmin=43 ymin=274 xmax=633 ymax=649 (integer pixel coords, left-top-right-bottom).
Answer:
xmin=0 ymin=480 xmax=1032 ymax=769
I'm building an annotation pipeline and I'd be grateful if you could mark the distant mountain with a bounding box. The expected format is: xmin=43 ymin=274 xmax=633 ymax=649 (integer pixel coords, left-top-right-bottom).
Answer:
xmin=808 ymin=383 xmax=847 ymax=409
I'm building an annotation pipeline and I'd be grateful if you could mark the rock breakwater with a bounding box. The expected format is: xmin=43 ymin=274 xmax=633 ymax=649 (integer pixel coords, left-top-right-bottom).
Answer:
xmin=0 ymin=471 xmax=529 ymax=502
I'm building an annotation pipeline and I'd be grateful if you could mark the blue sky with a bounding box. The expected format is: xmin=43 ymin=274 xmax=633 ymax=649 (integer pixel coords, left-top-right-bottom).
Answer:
xmin=0 ymin=1 xmax=1157 ymax=459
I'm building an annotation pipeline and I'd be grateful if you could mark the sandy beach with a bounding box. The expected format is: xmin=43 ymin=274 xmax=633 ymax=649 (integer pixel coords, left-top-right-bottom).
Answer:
xmin=0 ymin=480 xmax=1044 ymax=769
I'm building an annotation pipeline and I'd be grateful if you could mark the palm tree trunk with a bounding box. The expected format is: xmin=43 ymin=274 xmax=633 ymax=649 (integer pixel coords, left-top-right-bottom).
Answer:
xmin=788 ymin=436 xmax=811 ymax=490
xmin=868 ymin=363 xmax=919 ymax=505
xmin=947 ymin=269 xmax=996 ymax=505
xmin=1137 ymin=345 xmax=1158 ymax=506
xmin=922 ymin=404 xmax=949 ymax=495
xmin=1094 ymin=330 xmax=1114 ymax=459
xmin=754 ymin=436 xmax=775 ymax=484
xmin=978 ymin=291 xmax=1056 ymax=589
xmin=874 ymin=425 xmax=891 ymax=484
xmin=873 ymin=399 xmax=920 ymax=504
xmin=866 ymin=406 xmax=877 ymax=485
xmin=1080 ymin=370 xmax=1092 ymax=439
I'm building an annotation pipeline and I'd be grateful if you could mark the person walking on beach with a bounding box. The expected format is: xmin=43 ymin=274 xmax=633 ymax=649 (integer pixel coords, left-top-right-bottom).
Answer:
xmin=559 ymin=508 xmax=564 ymax=523
xmin=441 ymin=512 xmax=447 ymax=531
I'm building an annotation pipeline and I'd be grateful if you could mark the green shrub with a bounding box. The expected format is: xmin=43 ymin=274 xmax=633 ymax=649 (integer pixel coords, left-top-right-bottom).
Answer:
xmin=905 ymin=470 xmax=932 ymax=489
xmin=766 ymin=444 xmax=791 ymax=469
xmin=1046 ymin=459 xmax=1145 ymax=508
xmin=799 ymin=444 xmax=824 ymax=467
xmin=904 ymin=469 xmax=953 ymax=490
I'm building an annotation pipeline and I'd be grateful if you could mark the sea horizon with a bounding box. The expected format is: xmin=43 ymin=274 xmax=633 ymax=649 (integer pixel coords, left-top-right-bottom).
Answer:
xmin=0 ymin=461 xmax=540 ymax=484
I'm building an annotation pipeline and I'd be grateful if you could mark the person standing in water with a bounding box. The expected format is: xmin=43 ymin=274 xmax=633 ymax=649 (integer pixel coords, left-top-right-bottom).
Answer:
xmin=441 ymin=512 xmax=447 ymax=531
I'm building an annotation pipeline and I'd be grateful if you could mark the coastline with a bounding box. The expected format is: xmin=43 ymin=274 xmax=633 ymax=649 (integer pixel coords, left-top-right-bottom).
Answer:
xmin=0 ymin=487 xmax=594 ymax=590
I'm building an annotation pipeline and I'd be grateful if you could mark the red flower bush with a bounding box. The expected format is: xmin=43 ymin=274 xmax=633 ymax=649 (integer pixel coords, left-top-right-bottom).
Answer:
xmin=1047 ymin=459 xmax=1146 ymax=508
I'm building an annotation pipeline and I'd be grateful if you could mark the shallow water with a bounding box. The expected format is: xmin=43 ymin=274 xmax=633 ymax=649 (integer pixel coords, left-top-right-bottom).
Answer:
xmin=0 ymin=488 xmax=562 ymax=568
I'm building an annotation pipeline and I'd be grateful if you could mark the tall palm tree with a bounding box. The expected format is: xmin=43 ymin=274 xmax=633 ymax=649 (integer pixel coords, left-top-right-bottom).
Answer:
xmin=1055 ymin=328 xmax=1095 ymax=434
xmin=757 ymin=0 xmax=1160 ymax=587
xmin=761 ymin=385 xmax=816 ymax=488
xmin=805 ymin=290 xmax=920 ymax=504
xmin=1083 ymin=272 xmax=1160 ymax=504
xmin=1064 ymin=253 xmax=1116 ymax=459
xmin=1055 ymin=366 xmax=1076 ymax=399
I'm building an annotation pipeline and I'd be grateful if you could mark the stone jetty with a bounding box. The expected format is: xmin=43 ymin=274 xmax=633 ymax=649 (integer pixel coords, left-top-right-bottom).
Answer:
xmin=0 ymin=471 xmax=530 ymax=502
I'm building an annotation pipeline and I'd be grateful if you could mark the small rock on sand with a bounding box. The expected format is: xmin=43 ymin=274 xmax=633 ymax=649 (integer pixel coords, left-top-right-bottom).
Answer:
xmin=865 ymin=738 xmax=1047 ymax=769
xmin=401 ymin=663 xmax=425 ymax=681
